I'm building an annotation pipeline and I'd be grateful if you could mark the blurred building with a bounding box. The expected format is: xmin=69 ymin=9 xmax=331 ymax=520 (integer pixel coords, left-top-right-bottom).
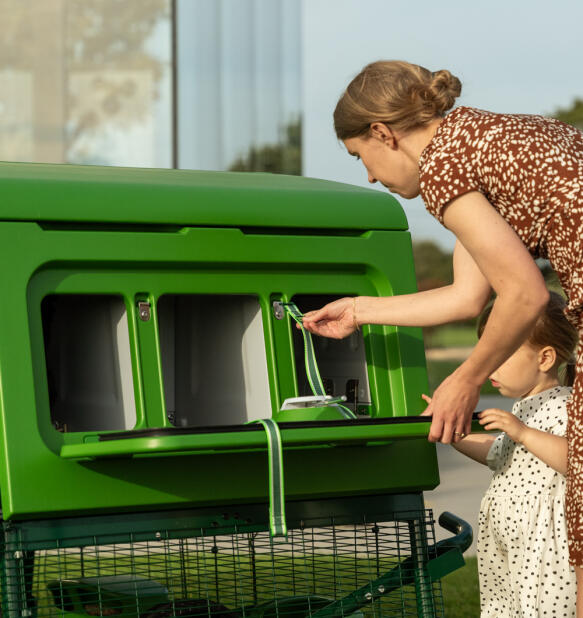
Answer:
xmin=0 ymin=0 xmax=301 ymax=172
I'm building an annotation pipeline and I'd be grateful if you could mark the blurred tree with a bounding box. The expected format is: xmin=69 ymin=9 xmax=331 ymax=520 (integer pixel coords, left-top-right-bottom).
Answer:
xmin=552 ymin=98 xmax=583 ymax=130
xmin=412 ymin=240 xmax=453 ymax=291
xmin=229 ymin=118 xmax=302 ymax=175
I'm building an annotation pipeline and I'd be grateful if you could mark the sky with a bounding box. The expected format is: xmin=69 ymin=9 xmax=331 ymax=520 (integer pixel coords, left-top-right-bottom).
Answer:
xmin=301 ymin=0 xmax=583 ymax=250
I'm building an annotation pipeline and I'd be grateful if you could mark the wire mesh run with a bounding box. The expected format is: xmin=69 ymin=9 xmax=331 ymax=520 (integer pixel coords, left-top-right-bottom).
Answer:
xmin=1 ymin=510 xmax=444 ymax=617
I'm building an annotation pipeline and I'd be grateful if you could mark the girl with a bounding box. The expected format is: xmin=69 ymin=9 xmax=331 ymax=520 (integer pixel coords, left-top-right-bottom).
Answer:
xmin=445 ymin=293 xmax=578 ymax=615
xmin=300 ymin=60 xmax=583 ymax=602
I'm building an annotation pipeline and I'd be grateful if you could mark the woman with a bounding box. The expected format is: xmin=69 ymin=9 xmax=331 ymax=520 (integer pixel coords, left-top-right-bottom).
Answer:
xmin=301 ymin=60 xmax=583 ymax=599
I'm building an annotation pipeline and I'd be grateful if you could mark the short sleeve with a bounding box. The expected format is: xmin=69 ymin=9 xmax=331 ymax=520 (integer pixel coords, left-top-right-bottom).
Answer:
xmin=486 ymin=433 xmax=505 ymax=472
xmin=419 ymin=132 xmax=482 ymax=223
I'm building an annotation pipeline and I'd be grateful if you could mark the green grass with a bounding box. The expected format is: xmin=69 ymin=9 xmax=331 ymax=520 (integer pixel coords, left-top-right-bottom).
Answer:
xmin=32 ymin=549 xmax=480 ymax=617
xmin=442 ymin=556 xmax=480 ymax=617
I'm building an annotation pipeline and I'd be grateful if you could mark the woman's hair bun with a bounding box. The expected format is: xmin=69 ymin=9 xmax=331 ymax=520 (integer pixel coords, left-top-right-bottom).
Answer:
xmin=429 ymin=69 xmax=462 ymax=116
xmin=334 ymin=60 xmax=462 ymax=138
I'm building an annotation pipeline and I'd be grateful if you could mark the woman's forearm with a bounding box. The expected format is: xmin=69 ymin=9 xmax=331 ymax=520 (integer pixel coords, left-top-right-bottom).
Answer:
xmin=355 ymin=288 xmax=479 ymax=328
xmin=453 ymin=287 xmax=548 ymax=387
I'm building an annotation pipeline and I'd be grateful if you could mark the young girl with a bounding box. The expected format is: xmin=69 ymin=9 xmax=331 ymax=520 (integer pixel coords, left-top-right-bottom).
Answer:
xmin=300 ymin=60 xmax=583 ymax=602
xmin=447 ymin=292 xmax=578 ymax=615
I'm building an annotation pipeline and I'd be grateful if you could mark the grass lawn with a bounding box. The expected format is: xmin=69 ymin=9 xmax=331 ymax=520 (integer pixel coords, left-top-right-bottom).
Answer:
xmin=442 ymin=556 xmax=480 ymax=617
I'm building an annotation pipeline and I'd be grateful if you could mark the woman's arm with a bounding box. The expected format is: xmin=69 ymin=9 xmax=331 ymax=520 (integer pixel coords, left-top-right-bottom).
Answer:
xmin=422 ymin=191 xmax=549 ymax=443
xmin=451 ymin=433 xmax=497 ymax=466
xmin=479 ymin=409 xmax=567 ymax=475
xmin=301 ymin=240 xmax=492 ymax=339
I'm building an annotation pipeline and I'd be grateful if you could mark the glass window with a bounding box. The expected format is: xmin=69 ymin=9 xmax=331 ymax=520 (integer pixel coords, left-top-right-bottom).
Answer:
xmin=176 ymin=0 xmax=302 ymax=173
xmin=0 ymin=0 xmax=172 ymax=167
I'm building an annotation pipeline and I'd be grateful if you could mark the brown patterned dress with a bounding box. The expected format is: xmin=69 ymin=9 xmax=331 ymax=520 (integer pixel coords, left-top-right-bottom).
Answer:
xmin=418 ymin=106 xmax=583 ymax=566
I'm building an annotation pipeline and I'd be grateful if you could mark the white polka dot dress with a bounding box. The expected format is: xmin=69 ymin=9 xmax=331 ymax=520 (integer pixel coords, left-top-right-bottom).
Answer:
xmin=477 ymin=386 xmax=576 ymax=617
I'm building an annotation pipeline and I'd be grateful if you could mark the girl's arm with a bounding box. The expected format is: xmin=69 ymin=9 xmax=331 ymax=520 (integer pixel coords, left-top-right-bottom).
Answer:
xmin=301 ymin=240 xmax=492 ymax=339
xmin=451 ymin=433 xmax=497 ymax=466
xmin=479 ymin=408 xmax=567 ymax=475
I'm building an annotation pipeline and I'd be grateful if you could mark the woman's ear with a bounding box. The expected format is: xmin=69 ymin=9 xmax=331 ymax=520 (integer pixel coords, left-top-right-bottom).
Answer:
xmin=538 ymin=345 xmax=557 ymax=373
xmin=369 ymin=122 xmax=397 ymax=148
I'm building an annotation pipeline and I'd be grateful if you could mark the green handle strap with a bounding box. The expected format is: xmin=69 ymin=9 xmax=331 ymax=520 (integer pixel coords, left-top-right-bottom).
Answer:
xmin=253 ymin=301 xmax=359 ymax=538
xmin=256 ymin=419 xmax=287 ymax=538
xmin=283 ymin=302 xmax=357 ymax=420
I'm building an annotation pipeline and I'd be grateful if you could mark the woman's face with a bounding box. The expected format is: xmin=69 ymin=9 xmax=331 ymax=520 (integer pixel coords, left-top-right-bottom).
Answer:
xmin=343 ymin=133 xmax=421 ymax=199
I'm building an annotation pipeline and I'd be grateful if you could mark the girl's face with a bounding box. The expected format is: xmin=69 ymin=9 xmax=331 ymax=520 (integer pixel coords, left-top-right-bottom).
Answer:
xmin=489 ymin=342 xmax=555 ymax=399
xmin=343 ymin=134 xmax=421 ymax=199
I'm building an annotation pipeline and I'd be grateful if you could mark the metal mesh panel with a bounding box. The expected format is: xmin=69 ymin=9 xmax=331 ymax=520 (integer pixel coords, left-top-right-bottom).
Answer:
xmin=1 ymin=510 xmax=444 ymax=617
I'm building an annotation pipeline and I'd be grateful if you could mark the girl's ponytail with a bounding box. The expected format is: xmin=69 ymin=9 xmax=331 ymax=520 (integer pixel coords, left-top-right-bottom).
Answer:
xmin=562 ymin=360 xmax=577 ymax=387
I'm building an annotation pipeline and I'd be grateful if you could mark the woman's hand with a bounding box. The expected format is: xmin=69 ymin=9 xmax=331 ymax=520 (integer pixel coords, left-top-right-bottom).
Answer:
xmin=301 ymin=297 xmax=356 ymax=339
xmin=420 ymin=368 xmax=480 ymax=443
xmin=478 ymin=408 xmax=527 ymax=443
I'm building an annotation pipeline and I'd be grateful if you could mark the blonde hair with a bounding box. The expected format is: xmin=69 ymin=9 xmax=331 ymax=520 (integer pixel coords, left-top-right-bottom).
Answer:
xmin=334 ymin=60 xmax=462 ymax=139
xmin=478 ymin=291 xmax=579 ymax=386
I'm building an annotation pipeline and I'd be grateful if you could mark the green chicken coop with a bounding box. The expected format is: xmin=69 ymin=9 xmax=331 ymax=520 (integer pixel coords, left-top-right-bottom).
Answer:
xmin=0 ymin=162 xmax=471 ymax=617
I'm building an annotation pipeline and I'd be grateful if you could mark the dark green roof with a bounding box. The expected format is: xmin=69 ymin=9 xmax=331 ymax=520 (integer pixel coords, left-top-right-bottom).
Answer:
xmin=0 ymin=162 xmax=408 ymax=231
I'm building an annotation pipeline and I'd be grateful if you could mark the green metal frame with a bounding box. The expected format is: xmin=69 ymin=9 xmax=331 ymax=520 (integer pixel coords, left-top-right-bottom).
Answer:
xmin=0 ymin=494 xmax=470 ymax=618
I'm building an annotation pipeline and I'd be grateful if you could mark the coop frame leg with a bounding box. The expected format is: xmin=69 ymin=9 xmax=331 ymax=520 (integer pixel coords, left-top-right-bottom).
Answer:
xmin=408 ymin=517 xmax=436 ymax=618
xmin=1 ymin=526 xmax=37 ymax=618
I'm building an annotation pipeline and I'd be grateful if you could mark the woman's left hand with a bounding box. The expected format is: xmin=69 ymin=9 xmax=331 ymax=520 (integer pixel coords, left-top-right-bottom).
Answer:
xmin=420 ymin=370 xmax=480 ymax=443
xmin=478 ymin=408 xmax=527 ymax=443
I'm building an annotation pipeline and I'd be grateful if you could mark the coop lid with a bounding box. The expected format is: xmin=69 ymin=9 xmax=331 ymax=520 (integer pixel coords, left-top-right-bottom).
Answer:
xmin=0 ymin=161 xmax=408 ymax=231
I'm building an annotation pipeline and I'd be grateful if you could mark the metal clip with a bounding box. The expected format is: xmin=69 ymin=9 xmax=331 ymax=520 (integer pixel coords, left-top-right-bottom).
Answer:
xmin=138 ymin=301 xmax=151 ymax=322
xmin=272 ymin=301 xmax=284 ymax=320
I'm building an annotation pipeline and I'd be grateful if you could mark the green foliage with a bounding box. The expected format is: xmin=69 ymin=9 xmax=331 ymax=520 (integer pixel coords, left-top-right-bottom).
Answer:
xmin=412 ymin=241 xmax=453 ymax=291
xmin=229 ymin=118 xmax=302 ymax=175
xmin=552 ymin=98 xmax=583 ymax=130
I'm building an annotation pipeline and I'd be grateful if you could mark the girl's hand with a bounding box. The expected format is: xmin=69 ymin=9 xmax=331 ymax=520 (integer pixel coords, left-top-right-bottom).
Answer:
xmin=301 ymin=297 xmax=356 ymax=339
xmin=479 ymin=408 xmax=527 ymax=443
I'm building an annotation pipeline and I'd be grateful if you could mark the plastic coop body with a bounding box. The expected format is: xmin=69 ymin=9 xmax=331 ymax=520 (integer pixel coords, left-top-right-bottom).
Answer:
xmin=0 ymin=162 xmax=472 ymax=618
xmin=0 ymin=162 xmax=438 ymax=520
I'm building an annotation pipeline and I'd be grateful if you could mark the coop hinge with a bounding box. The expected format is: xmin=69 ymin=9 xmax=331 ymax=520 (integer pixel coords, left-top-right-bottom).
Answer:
xmin=138 ymin=301 xmax=151 ymax=321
